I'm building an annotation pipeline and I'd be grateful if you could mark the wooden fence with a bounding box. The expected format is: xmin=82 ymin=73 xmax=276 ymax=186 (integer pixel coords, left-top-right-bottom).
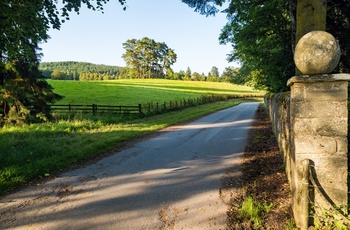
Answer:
xmin=50 ymin=104 xmax=143 ymax=115
xmin=50 ymin=94 xmax=260 ymax=116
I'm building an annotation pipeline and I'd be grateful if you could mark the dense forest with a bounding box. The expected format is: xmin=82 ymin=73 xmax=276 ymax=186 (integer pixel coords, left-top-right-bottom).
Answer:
xmin=39 ymin=62 xmax=124 ymax=80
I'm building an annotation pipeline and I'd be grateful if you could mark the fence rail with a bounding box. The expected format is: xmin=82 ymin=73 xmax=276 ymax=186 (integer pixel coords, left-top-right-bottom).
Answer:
xmin=50 ymin=104 xmax=143 ymax=115
xmin=50 ymin=94 xmax=261 ymax=116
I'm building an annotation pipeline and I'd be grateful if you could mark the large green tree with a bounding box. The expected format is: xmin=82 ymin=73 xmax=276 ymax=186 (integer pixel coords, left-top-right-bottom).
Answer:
xmin=122 ymin=37 xmax=177 ymax=78
xmin=0 ymin=0 xmax=126 ymax=125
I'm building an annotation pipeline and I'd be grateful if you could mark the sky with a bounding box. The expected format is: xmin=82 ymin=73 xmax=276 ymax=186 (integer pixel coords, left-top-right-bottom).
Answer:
xmin=40 ymin=0 xmax=237 ymax=75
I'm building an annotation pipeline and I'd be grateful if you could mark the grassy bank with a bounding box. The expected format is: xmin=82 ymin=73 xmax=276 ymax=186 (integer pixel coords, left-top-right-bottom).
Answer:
xmin=0 ymin=99 xmax=258 ymax=196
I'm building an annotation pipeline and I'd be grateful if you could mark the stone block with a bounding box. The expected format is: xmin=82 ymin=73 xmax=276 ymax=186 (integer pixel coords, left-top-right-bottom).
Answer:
xmin=294 ymin=118 xmax=348 ymax=136
xmin=291 ymin=81 xmax=348 ymax=101
xmin=296 ymin=154 xmax=347 ymax=173
xmin=292 ymin=101 xmax=348 ymax=118
xmin=287 ymin=74 xmax=350 ymax=86
xmin=294 ymin=135 xmax=337 ymax=154
xmin=304 ymin=82 xmax=348 ymax=100
xmin=316 ymin=168 xmax=348 ymax=185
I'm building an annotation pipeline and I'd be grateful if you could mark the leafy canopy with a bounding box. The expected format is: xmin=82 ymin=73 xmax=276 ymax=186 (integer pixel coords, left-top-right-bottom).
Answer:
xmin=219 ymin=0 xmax=294 ymax=92
xmin=181 ymin=0 xmax=226 ymax=16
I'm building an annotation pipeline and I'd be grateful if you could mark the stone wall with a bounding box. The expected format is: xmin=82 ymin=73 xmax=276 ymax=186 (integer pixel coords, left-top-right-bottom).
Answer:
xmin=264 ymin=93 xmax=292 ymax=183
xmin=265 ymin=74 xmax=349 ymax=228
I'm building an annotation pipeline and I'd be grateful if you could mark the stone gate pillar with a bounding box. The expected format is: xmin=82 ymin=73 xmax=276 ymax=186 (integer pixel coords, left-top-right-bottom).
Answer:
xmin=289 ymin=31 xmax=349 ymax=228
xmin=288 ymin=74 xmax=349 ymax=227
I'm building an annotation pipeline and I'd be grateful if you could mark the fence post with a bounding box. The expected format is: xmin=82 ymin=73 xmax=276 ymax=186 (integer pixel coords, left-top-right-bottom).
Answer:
xmin=92 ymin=104 xmax=97 ymax=114
xmin=301 ymin=159 xmax=310 ymax=230
xmin=138 ymin=104 xmax=142 ymax=115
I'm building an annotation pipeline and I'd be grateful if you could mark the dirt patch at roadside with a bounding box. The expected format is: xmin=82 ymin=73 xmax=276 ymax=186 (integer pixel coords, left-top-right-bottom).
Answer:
xmin=225 ymin=104 xmax=293 ymax=229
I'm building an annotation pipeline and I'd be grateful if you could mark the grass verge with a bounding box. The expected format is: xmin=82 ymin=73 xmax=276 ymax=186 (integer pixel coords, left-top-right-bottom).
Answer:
xmin=0 ymin=99 xmax=257 ymax=196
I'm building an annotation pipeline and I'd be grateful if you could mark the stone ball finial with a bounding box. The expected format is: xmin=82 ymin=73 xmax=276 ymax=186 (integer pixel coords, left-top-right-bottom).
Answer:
xmin=294 ymin=31 xmax=341 ymax=75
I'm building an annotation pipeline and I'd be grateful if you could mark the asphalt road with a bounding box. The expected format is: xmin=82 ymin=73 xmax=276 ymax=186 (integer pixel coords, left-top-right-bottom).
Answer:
xmin=0 ymin=102 xmax=259 ymax=230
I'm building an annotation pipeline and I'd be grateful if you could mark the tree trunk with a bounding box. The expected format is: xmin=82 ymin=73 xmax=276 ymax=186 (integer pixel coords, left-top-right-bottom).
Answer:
xmin=0 ymin=53 xmax=4 ymax=85
xmin=289 ymin=0 xmax=297 ymax=54
xmin=295 ymin=0 xmax=327 ymax=75
xmin=296 ymin=0 xmax=327 ymax=42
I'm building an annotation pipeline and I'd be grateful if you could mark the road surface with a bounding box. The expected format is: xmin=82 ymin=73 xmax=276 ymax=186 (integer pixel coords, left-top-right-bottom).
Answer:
xmin=0 ymin=102 xmax=259 ymax=230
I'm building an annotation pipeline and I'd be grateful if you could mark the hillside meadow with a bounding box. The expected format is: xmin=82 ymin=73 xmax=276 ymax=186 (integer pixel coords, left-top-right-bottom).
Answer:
xmin=48 ymin=79 xmax=263 ymax=105
xmin=0 ymin=79 xmax=263 ymax=196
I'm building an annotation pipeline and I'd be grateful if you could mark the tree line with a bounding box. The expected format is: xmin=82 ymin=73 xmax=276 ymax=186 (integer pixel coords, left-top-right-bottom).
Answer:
xmin=39 ymin=62 xmax=123 ymax=80
xmin=40 ymin=61 xmax=239 ymax=83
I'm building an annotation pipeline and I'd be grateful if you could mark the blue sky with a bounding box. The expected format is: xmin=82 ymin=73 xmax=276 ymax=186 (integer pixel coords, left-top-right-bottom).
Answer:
xmin=40 ymin=0 xmax=236 ymax=74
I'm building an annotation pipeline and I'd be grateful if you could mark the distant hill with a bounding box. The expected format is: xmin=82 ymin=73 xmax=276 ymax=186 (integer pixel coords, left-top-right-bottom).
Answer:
xmin=39 ymin=61 xmax=124 ymax=79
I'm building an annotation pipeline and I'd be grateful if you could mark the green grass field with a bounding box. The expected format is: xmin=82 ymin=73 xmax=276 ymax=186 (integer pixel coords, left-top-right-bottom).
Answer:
xmin=48 ymin=79 xmax=263 ymax=105
xmin=0 ymin=79 xmax=263 ymax=196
